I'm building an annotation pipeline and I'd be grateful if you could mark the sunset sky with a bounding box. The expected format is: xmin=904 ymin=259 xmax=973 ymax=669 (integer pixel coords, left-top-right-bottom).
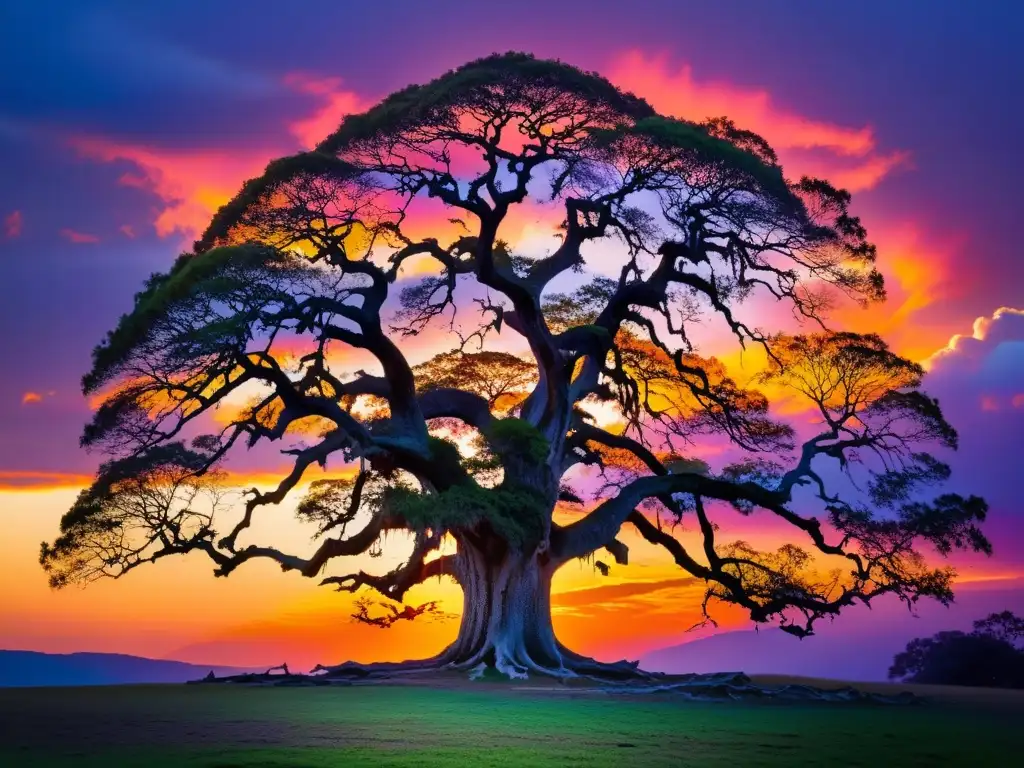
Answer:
xmin=1 ymin=0 xmax=1022 ymax=673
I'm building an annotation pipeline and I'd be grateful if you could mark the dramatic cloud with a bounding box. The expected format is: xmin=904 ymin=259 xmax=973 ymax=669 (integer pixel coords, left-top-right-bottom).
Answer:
xmin=830 ymin=223 xmax=968 ymax=360
xmin=0 ymin=470 xmax=94 ymax=491
xmin=69 ymin=76 xmax=364 ymax=242
xmin=916 ymin=308 xmax=1024 ymax=574
xmin=1 ymin=5 xmax=1020 ymax=666
xmin=923 ymin=307 xmax=1024 ymax=432
xmin=284 ymin=73 xmax=366 ymax=149
xmin=609 ymin=51 xmax=909 ymax=191
xmin=926 ymin=307 xmax=1024 ymax=400
xmin=929 ymin=306 xmax=1024 ymax=359
xmin=70 ymin=136 xmax=275 ymax=241
xmin=4 ymin=210 xmax=22 ymax=239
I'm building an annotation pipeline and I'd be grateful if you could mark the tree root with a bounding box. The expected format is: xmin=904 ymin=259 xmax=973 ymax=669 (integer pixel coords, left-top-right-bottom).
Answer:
xmin=187 ymin=657 xmax=920 ymax=704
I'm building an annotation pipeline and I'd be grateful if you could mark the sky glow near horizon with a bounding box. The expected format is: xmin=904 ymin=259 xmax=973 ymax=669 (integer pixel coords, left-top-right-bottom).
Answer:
xmin=1 ymin=0 xmax=1022 ymax=671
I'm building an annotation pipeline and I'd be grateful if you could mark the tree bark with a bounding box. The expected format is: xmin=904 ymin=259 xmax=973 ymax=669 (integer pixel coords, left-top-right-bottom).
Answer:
xmin=443 ymin=538 xmax=566 ymax=678
xmin=308 ymin=528 xmax=650 ymax=681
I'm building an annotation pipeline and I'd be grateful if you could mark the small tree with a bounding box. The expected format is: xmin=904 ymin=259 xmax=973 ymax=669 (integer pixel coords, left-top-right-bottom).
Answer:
xmin=889 ymin=612 xmax=1024 ymax=688
xmin=972 ymin=610 xmax=1024 ymax=648
xmin=42 ymin=53 xmax=990 ymax=679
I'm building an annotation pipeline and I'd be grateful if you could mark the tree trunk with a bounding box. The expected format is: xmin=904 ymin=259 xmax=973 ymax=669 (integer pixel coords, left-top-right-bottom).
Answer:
xmin=444 ymin=538 xmax=565 ymax=678
xmin=314 ymin=534 xmax=647 ymax=681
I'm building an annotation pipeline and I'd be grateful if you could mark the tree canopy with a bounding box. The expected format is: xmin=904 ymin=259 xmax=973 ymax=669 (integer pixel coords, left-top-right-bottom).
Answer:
xmin=42 ymin=53 xmax=990 ymax=677
xmin=889 ymin=611 xmax=1024 ymax=688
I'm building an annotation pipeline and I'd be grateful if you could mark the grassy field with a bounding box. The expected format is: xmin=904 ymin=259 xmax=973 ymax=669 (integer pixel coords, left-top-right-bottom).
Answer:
xmin=1 ymin=676 xmax=1021 ymax=767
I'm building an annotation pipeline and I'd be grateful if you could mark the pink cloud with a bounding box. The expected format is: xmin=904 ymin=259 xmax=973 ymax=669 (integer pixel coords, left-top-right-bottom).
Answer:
xmin=119 ymin=224 xmax=135 ymax=238
xmin=283 ymin=73 xmax=366 ymax=149
xmin=60 ymin=228 xmax=99 ymax=244
xmin=71 ymin=136 xmax=272 ymax=241
xmin=608 ymin=51 xmax=908 ymax=191
xmin=21 ymin=389 xmax=56 ymax=405
xmin=69 ymin=76 xmax=363 ymax=242
xmin=4 ymin=210 xmax=22 ymax=239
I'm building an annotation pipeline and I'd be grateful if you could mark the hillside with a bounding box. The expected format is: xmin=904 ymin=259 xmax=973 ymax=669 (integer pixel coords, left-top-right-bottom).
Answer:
xmin=0 ymin=650 xmax=255 ymax=687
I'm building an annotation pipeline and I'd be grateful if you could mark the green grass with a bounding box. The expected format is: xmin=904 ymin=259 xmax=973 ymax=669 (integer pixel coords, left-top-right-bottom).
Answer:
xmin=0 ymin=681 xmax=1019 ymax=767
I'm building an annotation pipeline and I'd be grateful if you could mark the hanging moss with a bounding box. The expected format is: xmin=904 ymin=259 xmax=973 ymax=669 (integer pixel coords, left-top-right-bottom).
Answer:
xmin=427 ymin=435 xmax=466 ymax=476
xmin=485 ymin=418 xmax=549 ymax=463
xmin=387 ymin=482 xmax=547 ymax=550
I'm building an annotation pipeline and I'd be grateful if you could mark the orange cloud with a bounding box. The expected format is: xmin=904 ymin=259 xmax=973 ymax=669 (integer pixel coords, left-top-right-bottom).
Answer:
xmin=4 ymin=210 xmax=22 ymax=239
xmin=1013 ymin=393 xmax=1024 ymax=409
xmin=60 ymin=228 xmax=99 ymax=244
xmin=796 ymin=150 xmax=912 ymax=195
xmin=72 ymin=136 xmax=274 ymax=241
xmin=70 ymin=77 xmax=363 ymax=242
xmin=20 ymin=389 xmax=55 ymax=406
xmin=827 ymin=223 xmax=968 ymax=361
xmin=0 ymin=470 xmax=94 ymax=491
xmin=608 ymin=51 xmax=907 ymax=191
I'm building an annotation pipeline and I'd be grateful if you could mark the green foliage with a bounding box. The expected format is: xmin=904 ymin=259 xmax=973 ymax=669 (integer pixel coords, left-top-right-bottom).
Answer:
xmin=49 ymin=50 xmax=968 ymax=643
xmin=576 ymin=324 xmax=612 ymax=340
xmin=83 ymin=244 xmax=285 ymax=393
xmin=40 ymin=443 xmax=216 ymax=588
xmin=316 ymin=52 xmax=655 ymax=154
xmin=295 ymin=477 xmax=362 ymax=534
xmin=427 ymin=436 xmax=466 ymax=476
xmin=195 ymin=152 xmax=357 ymax=252
xmin=542 ymin=277 xmax=619 ymax=334
xmin=701 ymin=116 xmax=779 ymax=165
xmin=664 ymin=456 xmax=711 ymax=475
xmin=617 ymin=115 xmax=791 ymax=201
xmin=414 ymin=350 xmax=536 ymax=408
xmin=388 ymin=481 xmax=547 ymax=549
xmin=485 ymin=418 xmax=549 ymax=463
xmin=868 ymin=453 xmax=952 ymax=508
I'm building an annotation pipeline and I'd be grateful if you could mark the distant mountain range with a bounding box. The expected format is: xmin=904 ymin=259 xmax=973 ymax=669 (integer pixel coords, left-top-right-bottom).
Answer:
xmin=642 ymin=583 xmax=1024 ymax=681
xmin=643 ymin=628 xmax=904 ymax=681
xmin=0 ymin=650 xmax=256 ymax=687
xmin=5 ymin=582 xmax=1022 ymax=687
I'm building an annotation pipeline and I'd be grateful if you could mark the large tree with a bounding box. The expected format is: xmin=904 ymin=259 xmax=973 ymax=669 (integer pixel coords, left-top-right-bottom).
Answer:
xmin=42 ymin=53 xmax=991 ymax=680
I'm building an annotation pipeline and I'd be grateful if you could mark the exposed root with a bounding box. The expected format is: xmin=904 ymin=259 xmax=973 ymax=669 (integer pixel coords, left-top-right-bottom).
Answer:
xmin=187 ymin=662 xmax=921 ymax=704
xmin=466 ymin=663 xmax=488 ymax=681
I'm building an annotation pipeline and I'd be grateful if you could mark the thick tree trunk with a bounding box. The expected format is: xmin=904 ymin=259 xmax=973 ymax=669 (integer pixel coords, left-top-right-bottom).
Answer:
xmin=312 ymin=533 xmax=647 ymax=681
xmin=443 ymin=540 xmax=565 ymax=678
